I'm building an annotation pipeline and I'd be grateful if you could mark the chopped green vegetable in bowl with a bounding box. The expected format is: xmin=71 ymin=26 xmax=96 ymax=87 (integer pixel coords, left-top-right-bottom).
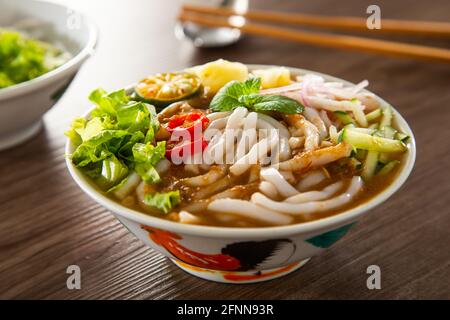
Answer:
xmin=66 ymin=89 xmax=180 ymax=213
xmin=66 ymin=88 xmax=180 ymax=214
xmin=0 ymin=29 xmax=70 ymax=89
xmin=0 ymin=0 xmax=97 ymax=151
xmin=66 ymin=88 xmax=162 ymax=187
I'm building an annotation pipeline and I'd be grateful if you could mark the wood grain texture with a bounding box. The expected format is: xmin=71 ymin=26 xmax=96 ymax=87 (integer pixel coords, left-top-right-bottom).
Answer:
xmin=0 ymin=0 xmax=449 ymax=300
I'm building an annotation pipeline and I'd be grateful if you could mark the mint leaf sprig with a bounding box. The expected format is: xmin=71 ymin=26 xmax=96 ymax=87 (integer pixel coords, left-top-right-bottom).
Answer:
xmin=210 ymin=78 xmax=304 ymax=114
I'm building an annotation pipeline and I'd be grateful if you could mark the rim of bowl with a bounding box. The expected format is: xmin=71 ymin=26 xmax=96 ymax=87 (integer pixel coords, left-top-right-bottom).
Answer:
xmin=0 ymin=0 xmax=99 ymax=100
xmin=65 ymin=65 xmax=416 ymax=239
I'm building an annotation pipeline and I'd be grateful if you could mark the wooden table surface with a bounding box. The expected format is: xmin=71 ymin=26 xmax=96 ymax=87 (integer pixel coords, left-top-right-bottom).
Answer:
xmin=1 ymin=0 xmax=449 ymax=300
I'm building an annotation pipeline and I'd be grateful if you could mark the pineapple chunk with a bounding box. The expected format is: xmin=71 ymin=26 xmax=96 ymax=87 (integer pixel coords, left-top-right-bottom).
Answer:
xmin=252 ymin=67 xmax=291 ymax=89
xmin=187 ymin=59 xmax=248 ymax=94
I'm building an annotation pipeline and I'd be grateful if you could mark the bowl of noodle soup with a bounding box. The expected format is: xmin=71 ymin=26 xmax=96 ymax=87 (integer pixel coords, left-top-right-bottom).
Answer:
xmin=66 ymin=61 xmax=415 ymax=283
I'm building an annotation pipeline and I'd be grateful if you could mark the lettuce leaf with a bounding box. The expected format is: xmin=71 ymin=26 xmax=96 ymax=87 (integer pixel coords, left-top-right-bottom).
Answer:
xmin=145 ymin=106 xmax=160 ymax=144
xmin=116 ymin=101 xmax=151 ymax=132
xmin=132 ymin=142 xmax=166 ymax=184
xmin=0 ymin=29 xmax=69 ymax=88
xmin=71 ymin=130 xmax=132 ymax=167
xmin=135 ymin=165 xmax=160 ymax=185
xmin=95 ymin=155 xmax=129 ymax=190
xmin=89 ymin=88 xmax=130 ymax=118
xmin=143 ymin=191 xmax=181 ymax=214
xmin=67 ymin=88 xmax=164 ymax=191
xmin=132 ymin=142 xmax=166 ymax=165
xmin=65 ymin=117 xmax=87 ymax=147
xmin=117 ymin=131 xmax=146 ymax=162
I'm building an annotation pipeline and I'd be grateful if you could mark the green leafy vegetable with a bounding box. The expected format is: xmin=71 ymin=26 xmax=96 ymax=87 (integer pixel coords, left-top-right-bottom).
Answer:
xmin=95 ymin=155 xmax=129 ymax=190
xmin=65 ymin=117 xmax=86 ymax=147
xmin=71 ymin=129 xmax=131 ymax=167
xmin=143 ymin=191 xmax=181 ymax=214
xmin=210 ymin=78 xmax=303 ymax=114
xmin=239 ymin=94 xmax=303 ymax=114
xmin=132 ymin=142 xmax=166 ymax=184
xmin=66 ymin=88 xmax=164 ymax=191
xmin=210 ymin=78 xmax=260 ymax=111
xmin=0 ymin=29 xmax=69 ymax=89
xmin=89 ymin=88 xmax=130 ymax=118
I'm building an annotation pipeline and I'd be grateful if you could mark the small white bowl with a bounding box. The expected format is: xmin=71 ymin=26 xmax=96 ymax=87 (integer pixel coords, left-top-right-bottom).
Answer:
xmin=0 ymin=0 xmax=98 ymax=150
xmin=66 ymin=65 xmax=416 ymax=283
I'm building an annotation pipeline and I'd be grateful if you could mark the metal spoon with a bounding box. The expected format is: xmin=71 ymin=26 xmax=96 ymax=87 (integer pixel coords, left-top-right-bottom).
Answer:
xmin=175 ymin=0 xmax=248 ymax=48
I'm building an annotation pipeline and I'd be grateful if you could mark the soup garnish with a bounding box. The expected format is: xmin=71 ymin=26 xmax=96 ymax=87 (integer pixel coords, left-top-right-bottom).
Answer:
xmin=67 ymin=59 xmax=409 ymax=228
xmin=133 ymin=72 xmax=202 ymax=108
xmin=0 ymin=29 xmax=70 ymax=89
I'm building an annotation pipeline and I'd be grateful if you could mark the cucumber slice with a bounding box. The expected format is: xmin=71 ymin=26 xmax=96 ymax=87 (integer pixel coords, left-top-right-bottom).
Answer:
xmin=377 ymin=126 xmax=397 ymax=139
xmin=342 ymin=128 xmax=407 ymax=153
xmin=395 ymin=132 xmax=410 ymax=142
xmin=354 ymin=149 xmax=368 ymax=161
xmin=365 ymin=108 xmax=382 ymax=122
xmin=348 ymin=127 xmax=376 ymax=135
xmin=334 ymin=111 xmax=355 ymax=125
xmin=377 ymin=160 xmax=400 ymax=176
xmin=362 ymin=151 xmax=379 ymax=181
xmin=378 ymin=153 xmax=391 ymax=164
xmin=379 ymin=105 xmax=393 ymax=128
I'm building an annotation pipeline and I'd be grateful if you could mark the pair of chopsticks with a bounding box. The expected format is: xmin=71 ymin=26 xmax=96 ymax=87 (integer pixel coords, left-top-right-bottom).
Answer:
xmin=179 ymin=4 xmax=450 ymax=64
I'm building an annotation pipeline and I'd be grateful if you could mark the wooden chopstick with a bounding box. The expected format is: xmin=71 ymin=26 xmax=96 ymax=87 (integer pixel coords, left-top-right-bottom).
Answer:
xmin=183 ymin=4 xmax=450 ymax=38
xmin=179 ymin=11 xmax=450 ymax=64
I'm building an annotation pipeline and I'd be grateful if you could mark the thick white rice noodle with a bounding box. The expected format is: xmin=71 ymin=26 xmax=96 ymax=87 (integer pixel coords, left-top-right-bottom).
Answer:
xmin=296 ymin=169 xmax=328 ymax=191
xmin=251 ymin=176 xmax=363 ymax=217
xmin=181 ymin=165 xmax=226 ymax=187
xmin=303 ymin=107 xmax=328 ymax=140
xmin=208 ymin=116 xmax=229 ymax=130
xmin=208 ymin=199 xmax=293 ymax=225
xmin=178 ymin=211 xmax=201 ymax=224
xmin=276 ymin=142 xmax=352 ymax=172
xmin=206 ymin=111 xmax=231 ymax=121
xmin=260 ymin=167 xmax=298 ymax=197
xmin=230 ymin=131 xmax=279 ymax=175
xmin=235 ymin=112 xmax=258 ymax=160
xmin=259 ymin=181 xmax=279 ymax=198
xmin=286 ymin=180 xmax=343 ymax=203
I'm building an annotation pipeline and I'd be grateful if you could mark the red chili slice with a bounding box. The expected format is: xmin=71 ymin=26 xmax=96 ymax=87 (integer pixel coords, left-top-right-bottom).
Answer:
xmin=165 ymin=136 xmax=208 ymax=161
xmin=165 ymin=112 xmax=209 ymax=136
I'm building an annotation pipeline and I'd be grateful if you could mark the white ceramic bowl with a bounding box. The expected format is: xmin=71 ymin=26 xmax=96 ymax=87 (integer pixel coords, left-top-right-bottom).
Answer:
xmin=66 ymin=65 xmax=416 ymax=283
xmin=0 ymin=0 xmax=98 ymax=150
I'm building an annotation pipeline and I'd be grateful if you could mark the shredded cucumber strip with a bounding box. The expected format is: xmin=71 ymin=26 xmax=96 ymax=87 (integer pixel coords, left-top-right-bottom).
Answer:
xmin=365 ymin=108 xmax=382 ymax=122
xmin=379 ymin=105 xmax=393 ymax=128
xmin=362 ymin=151 xmax=379 ymax=181
xmin=378 ymin=153 xmax=391 ymax=164
xmin=377 ymin=160 xmax=400 ymax=176
xmin=395 ymin=132 xmax=410 ymax=142
xmin=342 ymin=129 xmax=406 ymax=153
xmin=334 ymin=111 xmax=355 ymax=125
xmin=355 ymin=104 xmax=407 ymax=180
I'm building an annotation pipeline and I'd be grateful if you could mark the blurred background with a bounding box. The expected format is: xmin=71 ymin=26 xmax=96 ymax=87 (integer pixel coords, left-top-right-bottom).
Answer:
xmin=49 ymin=0 xmax=450 ymax=133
